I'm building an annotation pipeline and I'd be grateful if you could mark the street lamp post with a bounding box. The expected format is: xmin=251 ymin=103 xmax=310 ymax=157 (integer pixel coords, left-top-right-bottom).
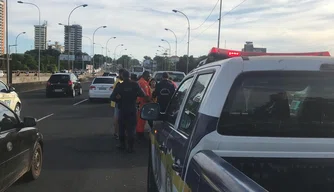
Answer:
xmin=15 ymin=32 xmax=26 ymax=53
xmin=67 ymin=4 xmax=88 ymax=71
xmin=82 ymin=35 xmax=93 ymax=55
xmin=161 ymin=39 xmax=171 ymax=56
xmin=172 ymin=9 xmax=190 ymax=73
xmin=119 ymin=48 xmax=127 ymax=68
xmin=18 ymin=1 xmax=41 ymax=78
xmin=5 ymin=0 xmax=8 ymax=84
xmin=92 ymin=26 xmax=107 ymax=72
xmin=105 ymin=36 xmax=116 ymax=57
xmin=164 ymin=28 xmax=177 ymax=56
xmin=113 ymin=44 xmax=123 ymax=65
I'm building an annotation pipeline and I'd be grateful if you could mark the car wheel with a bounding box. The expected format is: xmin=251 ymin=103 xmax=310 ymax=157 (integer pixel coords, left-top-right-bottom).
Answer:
xmin=25 ymin=142 xmax=42 ymax=180
xmin=147 ymin=140 xmax=158 ymax=192
xmin=71 ymin=89 xmax=76 ymax=98
xmin=14 ymin=103 xmax=21 ymax=116
xmin=78 ymin=87 xmax=83 ymax=95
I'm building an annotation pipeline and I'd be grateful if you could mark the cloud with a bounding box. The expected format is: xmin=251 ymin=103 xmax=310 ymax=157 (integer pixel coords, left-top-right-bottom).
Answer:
xmin=7 ymin=0 xmax=334 ymax=60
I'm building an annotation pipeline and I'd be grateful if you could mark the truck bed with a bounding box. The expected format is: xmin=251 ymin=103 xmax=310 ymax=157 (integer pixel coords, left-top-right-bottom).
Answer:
xmin=223 ymin=157 xmax=334 ymax=192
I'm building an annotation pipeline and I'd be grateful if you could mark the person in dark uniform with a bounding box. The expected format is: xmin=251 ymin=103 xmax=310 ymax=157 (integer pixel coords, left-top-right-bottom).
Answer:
xmin=110 ymin=70 xmax=147 ymax=153
xmin=153 ymin=72 xmax=176 ymax=112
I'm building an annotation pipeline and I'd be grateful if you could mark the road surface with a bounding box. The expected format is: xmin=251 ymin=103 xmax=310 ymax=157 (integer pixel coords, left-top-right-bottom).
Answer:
xmin=6 ymin=82 xmax=148 ymax=192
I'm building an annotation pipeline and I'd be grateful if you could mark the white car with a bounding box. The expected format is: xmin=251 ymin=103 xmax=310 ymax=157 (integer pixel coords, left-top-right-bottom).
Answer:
xmin=88 ymin=76 xmax=115 ymax=101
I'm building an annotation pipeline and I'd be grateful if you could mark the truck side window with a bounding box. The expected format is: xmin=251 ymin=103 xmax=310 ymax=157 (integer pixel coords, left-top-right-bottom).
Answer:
xmin=178 ymin=73 xmax=214 ymax=136
xmin=166 ymin=77 xmax=194 ymax=125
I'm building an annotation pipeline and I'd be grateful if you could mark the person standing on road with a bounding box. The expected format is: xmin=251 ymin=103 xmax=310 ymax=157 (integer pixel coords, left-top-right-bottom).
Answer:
xmin=153 ymin=72 xmax=176 ymax=113
xmin=136 ymin=71 xmax=151 ymax=141
xmin=110 ymin=70 xmax=147 ymax=153
xmin=168 ymin=76 xmax=177 ymax=89
xmin=148 ymin=78 xmax=157 ymax=129
xmin=110 ymin=68 xmax=125 ymax=139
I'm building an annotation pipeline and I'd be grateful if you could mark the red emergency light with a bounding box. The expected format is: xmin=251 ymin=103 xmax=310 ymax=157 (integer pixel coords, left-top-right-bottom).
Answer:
xmin=208 ymin=47 xmax=331 ymax=57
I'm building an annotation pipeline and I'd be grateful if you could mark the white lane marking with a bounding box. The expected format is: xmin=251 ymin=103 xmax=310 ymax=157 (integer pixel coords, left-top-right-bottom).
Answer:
xmin=37 ymin=113 xmax=54 ymax=122
xmin=73 ymin=99 xmax=88 ymax=106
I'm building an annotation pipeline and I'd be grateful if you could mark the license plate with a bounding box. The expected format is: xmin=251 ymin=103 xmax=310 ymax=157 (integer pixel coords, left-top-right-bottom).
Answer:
xmin=54 ymin=89 xmax=63 ymax=92
xmin=99 ymin=88 xmax=107 ymax=90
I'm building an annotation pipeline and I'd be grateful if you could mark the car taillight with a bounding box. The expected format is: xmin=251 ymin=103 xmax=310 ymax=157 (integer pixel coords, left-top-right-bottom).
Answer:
xmin=68 ymin=80 xmax=73 ymax=86
xmin=47 ymin=81 xmax=51 ymax=86
xmin=90 ymin=86 xmax=96 ymax=90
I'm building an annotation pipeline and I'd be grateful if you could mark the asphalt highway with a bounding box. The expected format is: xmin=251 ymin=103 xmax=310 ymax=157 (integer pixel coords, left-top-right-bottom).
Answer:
xmin=6 ymin=82 xmax=148 ymax=192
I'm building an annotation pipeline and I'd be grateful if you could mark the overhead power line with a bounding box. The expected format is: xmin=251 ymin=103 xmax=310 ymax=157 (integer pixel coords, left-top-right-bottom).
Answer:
xmin=189 ymin=0 xmax=248 ymax=43
xmin=191 ymin=0 xmax=220 ymax=30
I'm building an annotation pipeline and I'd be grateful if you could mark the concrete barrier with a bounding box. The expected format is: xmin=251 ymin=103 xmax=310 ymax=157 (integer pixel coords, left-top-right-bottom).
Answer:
xmin=12 ymin=74 xmax=95 ymax=93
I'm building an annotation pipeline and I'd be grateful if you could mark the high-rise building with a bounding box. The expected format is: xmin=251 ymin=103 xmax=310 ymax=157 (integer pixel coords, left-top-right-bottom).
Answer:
xmin=64 ymin=24 xmax=82 ymax=54
xmin=0 ymin=0 xmax=5 ymax=55
xmin=34 ymin=21 xmax=47 ymax=50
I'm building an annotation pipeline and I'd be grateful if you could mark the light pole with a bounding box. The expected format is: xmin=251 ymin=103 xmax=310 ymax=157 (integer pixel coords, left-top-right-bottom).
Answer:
xmin=82 ymin=35 xmax=93 ymax=56
xmin=106 ymin=36 xmax=116 ymax=57
xmin=5 ymin=0 xmax=8 ymax=84
xmin=92 ymin=25 xmax=107 ymax=72
xmin=164 ymin=28 xmax=177 ymax=56
xmin=161 ymin=39 xmax=171 ymax=56
xmin=217 ymin=0 xmax=223 ymax=48
xmin=119 ymin=48 xmax=127 ymax=57
xmin=172 ymin=9 xmax=190 ymax=73
xmin=113 ymin=44 xmax=123 ymax=64
xmin=67 ymin=4 xmax=88 ymax=70
xmin=15 ymin=32 xmax=26 ymax=53
xmin=119 ymin=48 xmax=127 ymax=68
xmin=18 ymin=1 xmax=41 ymax=78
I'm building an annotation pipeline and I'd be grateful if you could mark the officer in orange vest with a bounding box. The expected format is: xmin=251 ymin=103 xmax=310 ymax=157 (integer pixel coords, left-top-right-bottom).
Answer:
xmin=136 ymin=71 xmax=151 ymax=140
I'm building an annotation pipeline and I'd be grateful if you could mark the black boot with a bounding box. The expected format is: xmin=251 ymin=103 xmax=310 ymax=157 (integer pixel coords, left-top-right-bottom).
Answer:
xmin=117 ymin=136 xmax=125 ymax=150
xmin=127 ymin=138 xmax=135 ymax=153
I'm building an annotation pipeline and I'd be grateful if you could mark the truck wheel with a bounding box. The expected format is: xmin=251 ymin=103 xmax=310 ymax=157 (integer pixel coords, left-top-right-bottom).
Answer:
xmin=147 ymin=140 xmax=158 ymax=192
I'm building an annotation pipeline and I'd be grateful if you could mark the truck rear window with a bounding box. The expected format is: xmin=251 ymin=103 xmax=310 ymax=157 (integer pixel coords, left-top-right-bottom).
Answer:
xmin=218 ymin=71 xmax=334 ymax=138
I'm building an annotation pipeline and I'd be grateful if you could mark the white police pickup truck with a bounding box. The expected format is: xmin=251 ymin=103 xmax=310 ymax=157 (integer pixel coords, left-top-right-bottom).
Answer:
xmin=141 ymin=55 xmax=334 ymax=192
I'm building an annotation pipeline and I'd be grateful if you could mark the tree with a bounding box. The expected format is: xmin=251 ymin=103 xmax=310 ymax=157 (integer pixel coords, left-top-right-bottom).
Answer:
xmin=23 ymin=54 xmax=38 ymax=70
xmin=117 ymin=55 xmax=131 ymax=69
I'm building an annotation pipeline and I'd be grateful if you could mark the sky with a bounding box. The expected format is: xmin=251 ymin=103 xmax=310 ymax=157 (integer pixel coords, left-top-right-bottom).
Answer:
xmin=7 ymin=0 xmax=334 ymax=61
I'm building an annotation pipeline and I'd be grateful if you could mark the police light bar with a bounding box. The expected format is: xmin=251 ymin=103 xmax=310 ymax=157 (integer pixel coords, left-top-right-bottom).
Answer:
xmin=209 ymin=47 xmax=331 ymax=57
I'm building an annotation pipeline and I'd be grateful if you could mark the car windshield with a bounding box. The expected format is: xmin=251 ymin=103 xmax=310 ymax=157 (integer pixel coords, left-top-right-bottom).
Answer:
xmin=49 ymin=75 xmax=70 ymax=83
xmin=219 ymin=71 xmax=334 ymax=138
xmin=155 ymin=73 xmax=185 ymax=82
xmin=93 ymin=78 xmax=115 ymax=84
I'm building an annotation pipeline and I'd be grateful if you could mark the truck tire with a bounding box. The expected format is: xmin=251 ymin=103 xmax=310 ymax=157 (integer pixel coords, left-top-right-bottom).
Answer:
xmin=147 ymin=140 xmax=158 ymax=192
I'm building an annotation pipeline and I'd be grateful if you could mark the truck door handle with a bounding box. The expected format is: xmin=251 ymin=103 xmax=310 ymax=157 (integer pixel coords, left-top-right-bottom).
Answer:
xmin=172 ymin=163 xmax=183 ymax=173
xmin=159 ymin=144 xmax=167 ymax=154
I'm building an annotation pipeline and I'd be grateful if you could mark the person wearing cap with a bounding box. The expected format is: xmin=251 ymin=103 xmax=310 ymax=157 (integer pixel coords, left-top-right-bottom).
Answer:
xmin=153 ymin=72 xmax=176 ymax=113
xmin=136 ymin=71 xmax=151 ymax=141
xmin=110 ymin=68 xmax=125 ymax=139
xmin=110 ymin=70 xmax=147 ymax=153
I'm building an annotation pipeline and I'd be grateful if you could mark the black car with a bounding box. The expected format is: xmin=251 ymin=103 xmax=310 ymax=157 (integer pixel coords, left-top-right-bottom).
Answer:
xmin=46 ymin=73 xmax=83 ymax=98
xmin=0 ymin=102 xmax=43 ymax=191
